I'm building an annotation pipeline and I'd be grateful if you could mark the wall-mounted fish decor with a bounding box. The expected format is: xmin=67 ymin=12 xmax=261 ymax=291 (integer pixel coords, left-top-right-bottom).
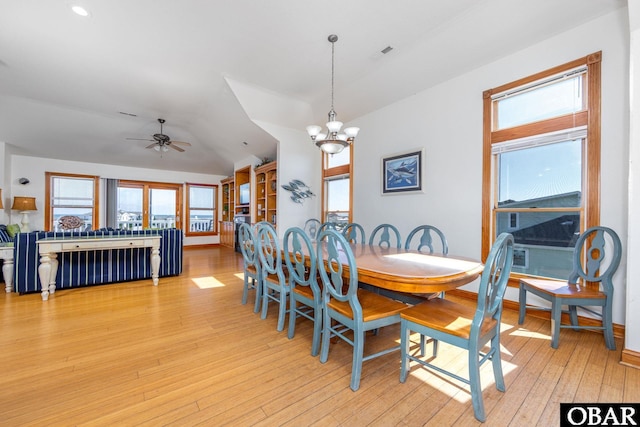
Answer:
xmin=282 ymin=179 xmax=315 ymax=204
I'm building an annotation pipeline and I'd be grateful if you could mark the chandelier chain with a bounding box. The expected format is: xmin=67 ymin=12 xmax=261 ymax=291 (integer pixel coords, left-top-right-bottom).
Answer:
xmin=331 ymin=38 xmax=335 ymax=112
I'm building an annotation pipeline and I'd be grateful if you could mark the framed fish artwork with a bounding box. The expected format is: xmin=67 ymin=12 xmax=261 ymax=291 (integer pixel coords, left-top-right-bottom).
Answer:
xmin=381 ymin=149 xmax=423 ymax=194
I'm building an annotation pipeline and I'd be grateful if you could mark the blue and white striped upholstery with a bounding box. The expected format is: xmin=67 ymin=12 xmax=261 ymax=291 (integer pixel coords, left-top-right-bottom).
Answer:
xmin=13 ymin=228 xmax=183 ymax=293
xmin=0 ymin=228 xmax=11 ymax=243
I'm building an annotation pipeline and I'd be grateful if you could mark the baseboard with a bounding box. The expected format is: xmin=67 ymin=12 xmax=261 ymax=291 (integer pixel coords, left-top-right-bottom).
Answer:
xmin=184 ymin=243 xmax=218 ymax=250
xmin=620 ymin=348 xmax=640 ymax=369
xmin=448 ymin=289 xmax=625 ymax=339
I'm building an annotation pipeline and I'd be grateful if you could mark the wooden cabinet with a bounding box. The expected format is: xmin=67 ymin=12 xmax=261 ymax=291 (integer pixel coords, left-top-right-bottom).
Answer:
xmin=219 ymin=220 xmax=234 ymax=248
xmin=255 ymin=161 xmax=277 ymax=228
xmin=220 ymin=176 xmax=234 ymax=248
xmin=221 ymin=176 xmax=234 ymax=222
xmin=234 ymin=166 xmax=251 ymax=222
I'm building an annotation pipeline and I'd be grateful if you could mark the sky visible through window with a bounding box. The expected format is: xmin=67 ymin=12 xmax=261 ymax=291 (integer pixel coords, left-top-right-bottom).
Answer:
xmin=498 ymin=139 xmax=581 ymax=204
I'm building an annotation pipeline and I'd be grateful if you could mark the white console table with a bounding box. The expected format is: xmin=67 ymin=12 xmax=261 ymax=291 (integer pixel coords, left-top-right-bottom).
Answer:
xmin=36 ymin=235 xmax=161 ymax=301
xmin=0 ymin=244 xmax=14 ymax=293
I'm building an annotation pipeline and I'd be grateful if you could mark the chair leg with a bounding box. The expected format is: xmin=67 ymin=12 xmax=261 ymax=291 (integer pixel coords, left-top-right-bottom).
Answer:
xmin=350 ymin=328 xmax=365 ymax=391
xmin=550 ymin=299 xmax=562 ymax=349
xmin=260 ymin=285 xmax=270 ymax=320
xmin=241 ymin=276 xmax=250 ymax=305
xmin=287 ymin=299 xmax=297 ymax=339
xmin=311 ymin=306 xmax=322 ymax=357
xmin=602 ymin=302 xmax=616 ymax=350
xmin=319 ymin=310 xmax=331 ymax=364
xmin=490 ymin=335 xmax=505 ymax=393
xmin=568 ymin=305 xmax=579 ymax=331
xmin=468 ymin=342 xmax=486 ymax=422
xmin=253 ymin=278 xmax=262 ymax=313
xmin=518 ymin=284 xmax=527 ymax=324
xmin=419 ymin=335 xmax=438 ymax=357
xmin=276 ymin=289 xmax=287 ymax=332
xmin=400 ymin=320 xmax=410 ymax=383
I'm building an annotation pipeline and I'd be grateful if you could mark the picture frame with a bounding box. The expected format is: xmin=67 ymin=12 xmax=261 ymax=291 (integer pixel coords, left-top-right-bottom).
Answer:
xmin=381 ymin=148 xmax=423 ymax=194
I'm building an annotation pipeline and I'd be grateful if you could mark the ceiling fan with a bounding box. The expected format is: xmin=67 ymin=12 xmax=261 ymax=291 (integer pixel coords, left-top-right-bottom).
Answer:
xmin=127 ymin=118 xmax=192 ymax=153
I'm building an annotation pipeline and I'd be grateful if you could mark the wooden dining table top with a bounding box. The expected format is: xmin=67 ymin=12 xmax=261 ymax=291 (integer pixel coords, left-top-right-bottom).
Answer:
xmin=314 ymin=243 xmax=485 ymax=294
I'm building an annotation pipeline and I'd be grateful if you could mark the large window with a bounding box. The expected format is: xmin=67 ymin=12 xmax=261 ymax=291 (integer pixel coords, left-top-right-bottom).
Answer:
xmin=117 ymin=180 xmax=183 ymax=230
xmin=322 ymin=146 xmax=352 ymax=229
xmin=482 ymin=52 xmax=601 ymax=282
xmin=185 ymin=183 xmax=217 ymax=236
xmin=45 ymin=172 xmax=99 ymax=231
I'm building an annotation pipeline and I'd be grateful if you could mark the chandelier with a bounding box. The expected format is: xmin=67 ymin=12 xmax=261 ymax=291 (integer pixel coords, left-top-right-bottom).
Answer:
xmin=306 ymin=34 xmax=359 ymax=154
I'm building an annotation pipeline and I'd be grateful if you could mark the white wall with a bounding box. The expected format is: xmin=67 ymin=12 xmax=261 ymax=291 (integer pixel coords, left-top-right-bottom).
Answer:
xmin=255 ymin=121 xmax=321 ymax=235
xmin=0 ymin=142 xmax=7 ymax=224
xmin=352 ymin=9 xmax=630 ymax=325
xmin=8 ymin=155 xmax=224 ymax=246
xmin=225 ymin=74 xmax=323 ymax=235
xmin=626 ymin=3 xmax=640 ymax=353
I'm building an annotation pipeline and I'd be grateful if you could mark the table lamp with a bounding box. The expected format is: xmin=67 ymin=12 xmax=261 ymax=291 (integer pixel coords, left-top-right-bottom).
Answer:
xmin=12 ymin=196 xmax=37 ymax=232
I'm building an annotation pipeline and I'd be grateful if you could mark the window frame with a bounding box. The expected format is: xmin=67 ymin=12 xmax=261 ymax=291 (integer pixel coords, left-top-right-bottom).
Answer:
xmin=482 ymin=51 xmax=601 ymax=285
xmin=45 ymin=172 xmax=100 ymax=231
xmin=117 ymin=180 xmax=183 ymax=230
xmin=185 ymin=182 xmax=217 ymax=237
xmin=321 ymin=144 xmax=353 ymax=227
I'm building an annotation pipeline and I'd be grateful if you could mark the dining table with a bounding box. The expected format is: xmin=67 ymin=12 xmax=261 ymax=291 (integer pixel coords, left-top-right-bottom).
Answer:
xmin=342 ymin=244 xmax=484 ymax=293
xmin=294 ymin=242 xmax=485 ymax=300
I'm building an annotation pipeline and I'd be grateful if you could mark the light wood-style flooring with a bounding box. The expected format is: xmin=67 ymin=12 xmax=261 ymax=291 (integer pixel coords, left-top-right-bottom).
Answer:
xmin=0 ymin=246 xmax=638 ymax=426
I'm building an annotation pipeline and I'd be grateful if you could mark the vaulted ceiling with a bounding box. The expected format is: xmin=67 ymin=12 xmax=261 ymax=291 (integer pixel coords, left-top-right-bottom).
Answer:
xmin=0 ymin=0 xmax=626 ymax=175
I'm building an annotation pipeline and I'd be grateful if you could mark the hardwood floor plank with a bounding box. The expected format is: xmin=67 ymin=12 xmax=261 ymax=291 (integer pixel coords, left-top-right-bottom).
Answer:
xmin=0 ymin=246 xmax=636 ymax=426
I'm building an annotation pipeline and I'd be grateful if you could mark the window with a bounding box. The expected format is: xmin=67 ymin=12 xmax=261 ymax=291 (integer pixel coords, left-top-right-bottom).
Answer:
xmin=482 ymin=52 xmax=601 ymax=282
xmin=322 ymin=146 xmax=352 ymax=229
xmin=186 ymin=183 xmax=217 ymax=236
xmin=117 ymin=180 xmax=183 ymax=230
xmin=45 ymin=172 xmax=99 ymax=231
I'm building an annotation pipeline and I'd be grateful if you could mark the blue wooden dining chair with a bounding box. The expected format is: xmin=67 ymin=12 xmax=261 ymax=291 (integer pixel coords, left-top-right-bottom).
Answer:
xmin=304 ymin=218 xmax=321 ymax=241
xmin=254 ymin=220 xmax=276 ymax=232
xmin=318 ymin=229 xmax=407 ymax=391
xmin=404 ymin=224 xmax=450 ymax=352
xmin=315 ymin=222 xmax=339 ymax=242
xmin=399 ymin=232 xmax=514 ymax=422
xmin=369 ymin=223 xmax=402 ymax=249
xmin=238 ymin=222 xmax=262 ymax=313
xmin=284 ymin=227 xmax=322 ymax=356
xmin=256 ymin=222 xmax=290 ymax=331
xmin=342 ymin=222 xmax=366 ymax=244
xmin=518 ymin=226 xmax=622 ymax=350
xmin=404 ymin=224 xmax=448 ymax=254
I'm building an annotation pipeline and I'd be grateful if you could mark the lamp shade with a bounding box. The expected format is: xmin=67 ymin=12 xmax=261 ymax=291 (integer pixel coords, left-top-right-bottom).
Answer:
xmin=12 ymin=196 xmax=37 ymax=211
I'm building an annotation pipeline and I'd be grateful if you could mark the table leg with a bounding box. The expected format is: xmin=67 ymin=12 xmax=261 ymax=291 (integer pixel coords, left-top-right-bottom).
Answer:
xmin=49 ymin=253 xmax=58 ymax=295
xmin=38 ymin=253 xmax=52 ymax=301
xmin=3 ymin=258 xmax=13 ymax=293
xmin=151 ymin=246 xmax=160 ymax=286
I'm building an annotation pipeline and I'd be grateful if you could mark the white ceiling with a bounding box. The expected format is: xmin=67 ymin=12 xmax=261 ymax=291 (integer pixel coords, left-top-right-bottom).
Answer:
xmin=0 ymin=0 xmax=626 ymax=176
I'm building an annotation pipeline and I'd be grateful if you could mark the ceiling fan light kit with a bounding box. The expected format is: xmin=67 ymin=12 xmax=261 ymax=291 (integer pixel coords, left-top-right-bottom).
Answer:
xmin=126 ymin=118 xmax=192 ymax=154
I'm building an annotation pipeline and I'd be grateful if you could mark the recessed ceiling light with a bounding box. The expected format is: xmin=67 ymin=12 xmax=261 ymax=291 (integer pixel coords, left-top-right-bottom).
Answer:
xmin=71 ymin=5 xmax=90 ymax=17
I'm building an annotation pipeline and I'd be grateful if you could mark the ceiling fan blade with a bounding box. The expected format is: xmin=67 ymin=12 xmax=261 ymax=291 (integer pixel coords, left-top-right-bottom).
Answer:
xmin=168 ymin=144 xmax=185 ymax=152
xmin=145 ymin=143 xmax=157 ymax=149
xmin=127 ymin=138 xmax=154 ymax=141
xmin=170 ymin=140 xmax=192 ymax=146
